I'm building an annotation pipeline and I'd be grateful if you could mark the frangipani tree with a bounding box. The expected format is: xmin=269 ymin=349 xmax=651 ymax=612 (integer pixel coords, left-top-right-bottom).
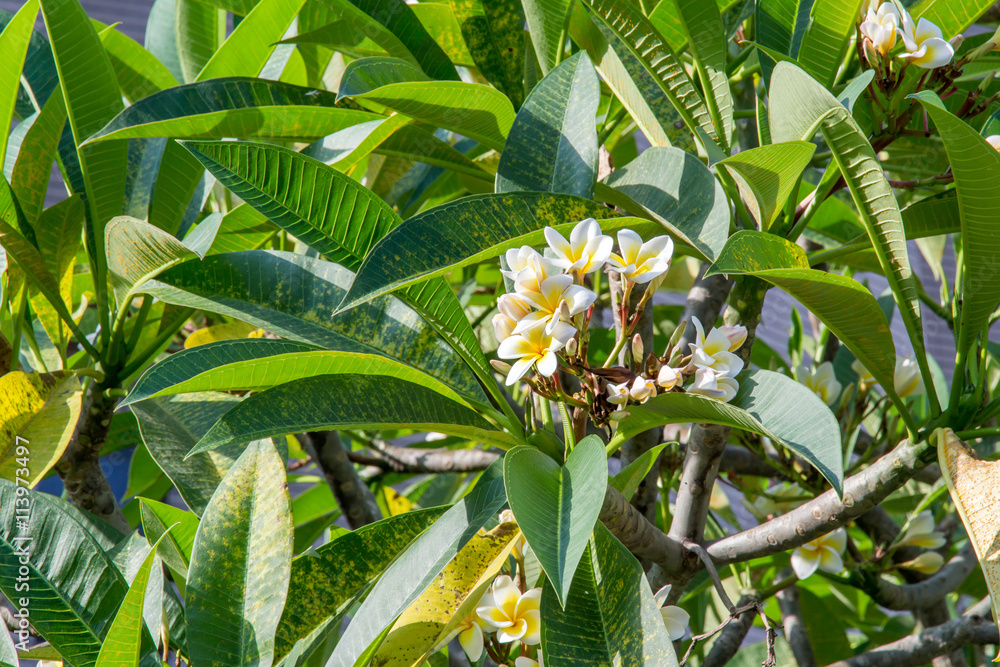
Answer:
xmin=2 ymin=0 xmax=1000 ymax=665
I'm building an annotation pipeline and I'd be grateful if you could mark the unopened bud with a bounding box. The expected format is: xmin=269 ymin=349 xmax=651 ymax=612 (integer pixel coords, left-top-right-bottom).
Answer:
xmin=863 ymin=38 xmax=881 ymax=68
xmin=949 ymin=34 xmax=963 ymax=50
xmin=666 ymin=320 xmax=687 ymax=356
xmin=839 ymin=383 xmax=856 ymax=411
xmin=609 ymin=409 xmax=631 ymax=423
xmin=565 ymin=337 xmax=578 ymax=357
xmin=631 ymin=334 xmax=644 ymax=363
xmin=557 ymin=300 xmax=572 ymax=320
xmin=490 ymin=359 xmax=512 ymax=375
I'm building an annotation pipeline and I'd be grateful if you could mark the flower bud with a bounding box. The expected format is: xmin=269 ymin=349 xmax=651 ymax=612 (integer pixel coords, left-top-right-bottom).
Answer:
xmin=666 ymin=320 xmax=687 ymax=356
xmin=863 ymin=38 xmax=881 ymax=67
xmin=490 ymin=359 xmax=512 ymax=375
xmin=949 ymin=34 xmax=963 ymax=50
xmin=900 ymin=551 xmax=944 ymax=574
xmin=565 ymin=337 xmax=578 ymax=357
xmin=631 ymin=334 xmax=644 ymax=364
xmin=657 ymin=365 xmax=680 ymax=390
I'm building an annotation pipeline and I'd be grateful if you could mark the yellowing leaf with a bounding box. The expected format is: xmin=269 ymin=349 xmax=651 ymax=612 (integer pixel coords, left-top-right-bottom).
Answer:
xmin=371 ymin=522 xmax=521 ymax=667
xmin=184 ymin=321 xmax=265 ymax=348
xmin=0 ymin=371 xmax=83 ymax=486
xmin=379 ymin=487 xmax=413 ymax=517
xmin=939 ymin=427 xmax=1000 ymax=654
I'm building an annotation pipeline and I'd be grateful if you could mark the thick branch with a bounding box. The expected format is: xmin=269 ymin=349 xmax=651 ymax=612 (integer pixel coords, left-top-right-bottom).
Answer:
xmin=348 ymin=441 xmax=499 ymax=473
xmin=777 ymin=579 xmax=817 ymax=667
xmin=719 ymin=446 xmax=789 ymax=478
xmin=862 ymin=542 xmax=977 ymax=611
xmin=703 ymin=595 xmax=758 ymax=667
xmin=669 ymin=423 xmax=729 ymax=543
xmin=599 ymin=485 xmax=694 ymax=572
xmin=302 ymin=431 xmax=381 ymax=529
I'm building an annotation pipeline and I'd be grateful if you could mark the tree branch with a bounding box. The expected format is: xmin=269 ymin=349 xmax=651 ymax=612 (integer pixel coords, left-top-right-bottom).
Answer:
xmin=859 ymin=542 xmax=977 ymax=611
xmin=301 ymin=431 xmax=381 ymax=529
xmin=777 ymin=577 xmax=817 ymax=667
xmin=347 ymin=441 xmax=500 ymax=473
xmin=599 ymin=485 xmax=694 ymax=572
xmin=702 ymin=595 xmax=760 ymax=667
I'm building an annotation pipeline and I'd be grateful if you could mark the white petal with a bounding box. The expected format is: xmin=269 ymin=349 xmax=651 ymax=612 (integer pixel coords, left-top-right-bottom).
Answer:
xmin=544 ymin=227 xmax=572 ymax=259
xmin=617 ymin=229 xmax=643 ymax=265
xmin=653 ymin=584 xmax=672 ymax=607
xmin=564 ymin=285 xmax=597 ymax=314
xmin=506 ymin=357 xmax=536 ymax=385
xmin=536 ymin=350 xmax=559 ymax=377
xmin=459 ymin=625 xmax=484 ymax=661
xmin=791 ymin=549 xmax=820 ymax=579
xmin=914 ymin=16 xmax=943 ymax=41
xmin=548 ymin=321 xmax=576 ymax=346
xmin=660 ymin=606 xmax=690 ymax=641
xmin=826 ymin=527 xmax=848 ymax=553
xmin=818 ymin=546 xmax=845 ymax=574
xmin=498 ymin=335 xmax=532 ymax=359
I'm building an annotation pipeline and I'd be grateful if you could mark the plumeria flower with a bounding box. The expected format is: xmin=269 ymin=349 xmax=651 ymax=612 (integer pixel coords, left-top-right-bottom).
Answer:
xmin=986 ymin=135 xmax=1000 ymax=151
xmin=900 ymin=12 xmax=954 ymax=68
xmin=894 ymin=356 xmax=925 ymax=397
xmin=860 ymin=2 xmax=901 ymax=54
xmin=851 ymin=358 xmax=876 ymax=386
xmin=476 ymin=575 xmax=542 ymax=645
xmin=516 ymin=654 xmax=543 ymax=667
xmin=492 ymin=293 xmax=533 ymax=342
xmin=657 ymin=365 xmax=681 ymax=390
xmin=502 ymin=245 xmax=544 ymax=280
xmin=898 ymin=511 xmax=946 ymax=548
xmin=795 ymin=362 xmax=843 ymax=407
xmin=607 ymin=230 xmax=674 ymax=285
xmin=497 ymin=320 xmax=575 ymax=385
xmin=608 ymin=377 xmax=657 ymax=405
xmin=900 ymin=551 xmax=944 ymax=574
xmin=448 ymin=612 xmax=487 ymax=661
xmin=607 ymin=381 xmax=630 ymax=406
xmin=544 ymin=218 xmax=613 ymax=278
xmin=499 ymin=509 xmax=526 ymax=559
xmin=689 ymin=367 xmax=739 ymax=402
xmin=791 ymin=528 xmax=847 ymax=580
xmin=689 ymin=317 xmax=746 ymax=377
xmin=515 ymin=275 xmax=596 ymax=335
xmin=653 ymin=585 xmax=691 ymax=640
xmin=511 ymin=253 xmax=559 ymax=297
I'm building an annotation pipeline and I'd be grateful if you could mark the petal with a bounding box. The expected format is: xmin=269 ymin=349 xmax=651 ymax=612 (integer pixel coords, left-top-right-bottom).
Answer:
xmin=588 ymin=235 xmax=614 ymax=267
xmin=492 ymin=575 xmax=521 ymax=617
xmin=544 ymin=227 xmax=572 ymax=259
xmin=717 ymin=376 xmax=739 ymax=402
xmin=497 ymin=618 xmax=528 ymax=644
xmin=653 ymin=584 xmax=672 ymax=607
xmin=459 ymin=625 xmax=484 ymax=661
xmin=548 ymin=321 xmax=577 ymax=346
xmin=691 ymin=316 xmax=707 ymax=347
xmin=477 ymin=605 xmax=513 ymax=629
xmin=915 ymin=16 xmax=943 ymax=41
xmin=570 ymin=218 xmax=597 ymax=246
xmin=516 ymin=588 xmax=542 ymax=615
xmin=520 ymin=608 xmax=542 ymax=645
xmin=564 ymin=285 xmax=597 ymax=314
xmin=498 ymin=335 xmax=532 ymax=359
xmin=825 ymin=527 xmax=848 ymax=553
xmin=818 ymin=546 xmax=845 ymax=574
xmin=661 ymin=606 xmax=690 ymax=641
xmin=791 ymin=549 xmax=820 ymax=579
xmin=515 ymin=658 xmax=540 ymax=667
xmin=513 ymin=311 xmax=549 ymax=335
xmin=536 ymin=350 xmax=559 ymax=377
xmin=617 ymin=229 xmax=643 ymax=264
xmin=506 ymin=357 xmax=536 ymax=385
xmin=907 ymin=511 xmax=935 ymax=536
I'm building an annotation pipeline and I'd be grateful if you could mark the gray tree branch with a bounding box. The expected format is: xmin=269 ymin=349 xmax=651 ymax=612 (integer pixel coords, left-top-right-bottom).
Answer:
xmin=860 ymin=542 xmax=977 ymax=611
xmin=599 ymin=485 xmax=694 ymax=573
xmin=348 ymin=441 xmax=500 ymax=473
xmin=301 ymin=431 xmax=381 ymax=529
xmin=777 ymin=578 xmax=817 ymax=667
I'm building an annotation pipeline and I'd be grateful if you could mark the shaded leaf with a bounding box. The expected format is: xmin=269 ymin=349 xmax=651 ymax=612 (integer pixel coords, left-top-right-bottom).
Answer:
xmin=346 ymin=0 xmax=459 ymax=81
xmin=196 ymin=0 xmax=305 ymax=81
xmin=450 ymin=0 xmax=526 ymax=106
xmin=717 ymin=141 xmax=816 ymax=230
xmin=522 ymin=0 xmax=573 ymax=74
xmin=139 ymin=497 xmax=200 ymax=577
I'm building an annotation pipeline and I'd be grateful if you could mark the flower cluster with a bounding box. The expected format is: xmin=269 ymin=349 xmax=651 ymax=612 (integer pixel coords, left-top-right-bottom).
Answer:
xmin=859 ymin=0 xmax=954 ymax=69
xmin=493 ymin=219 xmax=749 ymax=430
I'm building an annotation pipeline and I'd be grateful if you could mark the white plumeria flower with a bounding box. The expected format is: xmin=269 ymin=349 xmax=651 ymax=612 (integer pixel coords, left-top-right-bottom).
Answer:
xmin=544 ymin=218 xmax=613 ymax=277
xmin=515 ymin=275 xmax=596 ymax=335
xmin=900 ymin=551 xmax=944 ymax=574
xmin=607 ymin=230 xmax=674 ymax=284
xmin=492 ymin=293 xmax=533 ymax=342
xmin=689 ymin=367 xmax=739 ymax=402
xmin=653 ymin=585 xmax=691 ymax=640
xmin=444 ymin=612 xmax=487 ymax=661
xmin=898 ymin=510 xmax=946 ymax=548
xmin=497 ymin=320 xmax=575 ymax=385
xmin=795 ymin=362 xmax=843 ymax=407
xmin=502 ymin=245 xmax=544 ymax=280
xmin=657 ymin=365 xmax=681 ymax=390
xmin=894 ymin=356 xmax=925 ymax=397
xmin=791 ymin=528 xmax=847 ymax=580
xmin=851 ymin=358 xmax=876 ymax=385
xmin=628 ymin=376 xmax=657 ymax=403
xmin=900 ymin=13 xmax=954 ymax=68
xmin=516 ymin=654 xmax=543 ymax=667
xmin=476 ymin=575 xmax=542 ymax=645
xmin=860 ymin=2 xmax=901 ymax=54
xmin=607 ymin=381 xmax=630 ymax=406
xmin=511 ymin=253 xmax=560 ymax=297
xmin=986 ymin=135 xmax=1000 ymax=151
xmin=689 ymin=317 xmax=746 ymax=377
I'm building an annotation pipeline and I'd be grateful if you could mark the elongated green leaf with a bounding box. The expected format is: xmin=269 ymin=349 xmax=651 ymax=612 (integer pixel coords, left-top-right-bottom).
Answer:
xmin=189 ymin=374 xmax=512 ymax=456
xmin=0 ymin=7 xmax=58 ymax=120
xmin=139 ymin=498 xmax=199 ymax=576
xmin=616 ymin=369 xmax=843 ymax=493
xmin=718 ymin=141 xmax=816 ymax=230
xmin=96 ymin=21 xmax=179 ymax=102
xmin=304 ymin=115 xmax=413 ymax=171
xmin=601 ymin=147 xmax=730 ymax=261
xmin=149 ymin=142 xmax=490 ymax=400
xmin=915 ymin=96 xmax=1000 ymax=367
xmin=522 ymin=0 xmax=572 ymax=73
xmin=754 ymin=0 xmax=814 ymax=83
xmin=0 ymin=0 xmax=39 ymax=159
xmin=338 ymin=193 xmax=625 ymax=311
xmin=328 ymin=459 xmax=507 ymax=667
xmin=136 ymin=250 xmax=486 ymax=402
xmin=581 ymin=0 xmax=719 ymax=148
xmin=541 ymin=523 xmax=679 ymax=666
xmin=9 ymin=89 xmax=66 ymax=224
xmin=911 ymin=0 xmax=988 ymax=41
xmin=274 ymin=509 xmax=445 ymax=662
xmin=106 ymin=215 xmax=198 ymax=306
xmin=610 ymin=442 xmax=670 ymax=502
xmin=675 ymin=0 xmax=732 ymax=149
xmin=451 ymin=0 xmax=525 ymax=106
xmin=367 ymin=124 xmax=494 ymax=180
xmin=337 ymin=76 xmax=515 ymax=151
xmin=496 ymin=51 xmax=599 ymax=197
xmin=0 ymin=480 xmax=158 ymax=667
xmin=505 ymin=435 xmax=607 ymax=606
xmin=130 ymin=393 xmax=256 ymax=516
xmin=347 ymin=0 xmax=459 ymax=81
xmin=771 ymin=62 xmax=931 ymax=409
xmin=123 ymin=339 xmax=467 ymax=407
xmin=176 ymin=0 xmax=223 ymax=82
xmin=29 ymin=196 xmax=84 ymax=353
xmin=84 ymin=78 xmax=379 ymax=144
xmin=187 ymin=438 xmax=292 ymax=667
xmin=709 ymin=230 xmax=897 ymax=395
xmin=795 ymin=0 xmax=863 ymax=87
xmin=196 ymin=0 xmax=305 ymax=80
xmin=95 ymin=534 xmax=168 ymax=667
xmin=0 ymin=619 xmax=16 ymax=666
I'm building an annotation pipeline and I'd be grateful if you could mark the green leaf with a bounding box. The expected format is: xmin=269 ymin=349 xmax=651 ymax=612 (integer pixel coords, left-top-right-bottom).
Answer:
xmin=135 ymin=250 xmax=487 ymax=403
xmin=795 ymin=0 xmax=863 ymax=87
xmin=910 ymin=0 xmax=990 ymax=40
xmin=29 ymin=196 xmax=84 ymax=354
xmin=914 ymin=95 xmax=1000 ymax=369
xmin=496 ymin=51 xmax=600 ymax=198
xmin=580 ymin=0 xmax=719 ymax=148
xmin=8 ymin=89 xmax=66 ymax=225
xmin=304 ymin=115 xmax=413 ymax=172
xmin=522 ymin=0 xmax=573 ymax=73
xmin=615 ymin=369 xmax=844 ymax=494
xmin=717 ymin=141 xmax=816 ymax=230
xmin=374 ymin=124 xmax=494 ymax=180
xmin=610 ymin=442 xmax=670 ymax=502
xmin=0 ymin=480 xmax=158 ymax=667
xmin=505 ymin=435 xmax=607 ymax=606
xmin=754 ymin=0 xmax=813 ymax=84
xmin=674 ymin=0 xmax=733 ymax=149
xmin=123 ymin=339 xmax=468 ymax=407
xmin=273 ymin=509 xmax=445 ymax=662
xmin=188 ymin=374 xmax=513 ymax=456
xmin=196 ymin=0 xmax=305 ymax=80
xmin=96 ymin=22 xmax=179 ymax=102
xmin=0 ymin=617 xmax=16 ymax=666
xmin=600 ymin=146 xmax=730 ymax=261
xmin=139 ymin=498 xmax=199 ymax=577
xmin=709 ymin=230 xmax=897 ymax=398
xmin=84 ymin=78 xmax=379 ymax=144
xmin=541 ymin=523 xmax=679 ymax=666
xmin=327 ymin=458 xmax=508 ymax=667
xmin=0 ymin=0 xmax=39 ymax=160
xmin=771 ymin=62 xmax=932 ymax=410
xmin=186 ymin=438 xmax=292 ymax=667
xmin=346 ymin=0 xmax=459 ymax=81
xmin=450 ymin=0 xmax=526 ymax=106
xmin=175 ymin=0 xmax=224 ymax=82
xmin=106 ymin=215 xmax=198 ymax=306
xmin=130 ymin=393 xmax=250 ymax=516
xmin=95 ymin=533 xmax=169 ymax=667
xmin=335 ymin=69 xmax=515 ymax=151
xmin=338 ymin=193 xmax=624 ymax=311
